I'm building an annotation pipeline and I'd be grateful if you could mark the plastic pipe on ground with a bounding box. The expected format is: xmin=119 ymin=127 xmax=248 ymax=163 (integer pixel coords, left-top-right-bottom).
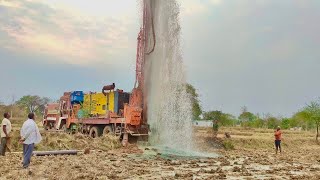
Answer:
xmin=33 ymin=150 xmax=78 ymax=156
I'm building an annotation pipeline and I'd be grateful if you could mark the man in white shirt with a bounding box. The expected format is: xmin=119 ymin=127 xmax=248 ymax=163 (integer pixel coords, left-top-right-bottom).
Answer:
xmin=0 ymin=113 xmax=12 ymax=156
xmin=20 ymin=113 xmax=42 ymax=168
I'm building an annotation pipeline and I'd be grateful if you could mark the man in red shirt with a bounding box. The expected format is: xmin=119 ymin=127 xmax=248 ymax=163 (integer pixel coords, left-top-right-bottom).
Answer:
xmin=274 ymin=126 xmax=282 ymax=154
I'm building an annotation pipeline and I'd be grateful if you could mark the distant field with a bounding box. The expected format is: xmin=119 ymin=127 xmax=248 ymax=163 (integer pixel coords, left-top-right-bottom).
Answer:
xmin=1 ymin=124 xmax=320 ymax=179
xmin=10 ymin=117 xmax=25 ymax=129
xmin=195 ymin=126 xmax=320 ymax=162
xmin=10 ymin=117 xmax=43 ymax=131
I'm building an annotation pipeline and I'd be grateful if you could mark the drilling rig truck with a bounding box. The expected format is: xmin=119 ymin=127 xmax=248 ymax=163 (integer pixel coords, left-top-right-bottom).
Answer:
xmin=43 ymin=0 xmax=156 ymax=145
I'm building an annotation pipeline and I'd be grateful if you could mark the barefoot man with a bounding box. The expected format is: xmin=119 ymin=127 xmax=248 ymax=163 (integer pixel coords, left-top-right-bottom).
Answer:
xmin=274 ymin=126 xmax=282 ymax=154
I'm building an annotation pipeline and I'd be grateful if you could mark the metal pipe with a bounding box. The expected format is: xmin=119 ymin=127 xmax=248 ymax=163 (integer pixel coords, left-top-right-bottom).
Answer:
xmin=33 ymin=150 xmax=78 ymax=156
xmin=130 ymin=134 xmax=149 ymax=136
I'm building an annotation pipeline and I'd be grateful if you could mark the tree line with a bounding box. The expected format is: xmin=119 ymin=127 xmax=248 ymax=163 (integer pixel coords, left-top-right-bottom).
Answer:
xmin=187 ymin=84 xmax=320 ymax=132
xmin=0 ymin=95 xmax=51 ymax=118
xmin=1 ymin=84 xmax=319 ymax=135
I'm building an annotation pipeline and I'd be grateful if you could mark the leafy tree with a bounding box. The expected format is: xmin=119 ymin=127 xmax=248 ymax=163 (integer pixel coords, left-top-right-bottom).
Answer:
xmin=203 ymin=110 xmax=222 ymax=136
xmin=265 ymin=116 xmax=280 ymax=129
xmin=291 ymin=110 xmax=312 ymax=130
xmin=238 ymin=106 xmax=256 ymax=123
xmin=16 ymin=95 xmax=50 ymax=115
xmin=186 ymin=83 xmax=202 ymax=120
xmin=251 ymin=118 xmax=264 ymax=128
xmin=203 ymin=110 xmax=221 ymax=135
xmin=280 ymin=118 xmax=291 ymax=129
xmin=304 ymin=100 xmax=320 ymax=140
xmin=203 ymin=111 xmax=236 ymax=127
xmin=221 ymin=113 xmax=237 ymax=126
xmin=239 ymin=111 xmax=256 ymax=122
xmin=203 ymin=110 xmax=223 ymax=121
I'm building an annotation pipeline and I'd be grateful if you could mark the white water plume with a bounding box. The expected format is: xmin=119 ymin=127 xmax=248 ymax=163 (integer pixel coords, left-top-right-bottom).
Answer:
xmin=144 ymin=0 xmax=193 ymax=151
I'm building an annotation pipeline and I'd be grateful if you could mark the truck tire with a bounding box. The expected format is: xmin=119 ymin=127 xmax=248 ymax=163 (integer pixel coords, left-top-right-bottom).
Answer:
xmin=80 ymin=125 xmax=86 ymax=134
xmin=89 ymin=126 xmax=102 ymax=138
xmin=103 ymin=126 xmax=114 ymax=136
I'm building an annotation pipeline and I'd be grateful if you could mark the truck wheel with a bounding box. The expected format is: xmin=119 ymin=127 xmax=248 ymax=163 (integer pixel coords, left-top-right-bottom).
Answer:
xmin=89 ymin=126 xmax=102 ymax=138
xmin=103 ymin=126 xmax=113 ymax=136
xmin=79 ymin=126 xmax=86 ymax=134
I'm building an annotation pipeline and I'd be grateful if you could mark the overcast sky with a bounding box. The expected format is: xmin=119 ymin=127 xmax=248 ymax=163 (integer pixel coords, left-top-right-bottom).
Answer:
xmin=0 ymin=0 xmax=319 ymax=117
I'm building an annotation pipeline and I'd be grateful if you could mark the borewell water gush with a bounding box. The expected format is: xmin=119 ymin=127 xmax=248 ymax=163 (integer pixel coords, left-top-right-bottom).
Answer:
xmin=143 ymin=0 xmax=193 ymax=151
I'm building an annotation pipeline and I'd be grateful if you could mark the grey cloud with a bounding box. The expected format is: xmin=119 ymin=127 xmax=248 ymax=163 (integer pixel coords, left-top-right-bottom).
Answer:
xmin=0 ymin=0 xmax=139 ymax=64
xmin=0 ymin=0 xmax=319 ymax=117
xmin=181 ymin=0 xmax=320 ymax=116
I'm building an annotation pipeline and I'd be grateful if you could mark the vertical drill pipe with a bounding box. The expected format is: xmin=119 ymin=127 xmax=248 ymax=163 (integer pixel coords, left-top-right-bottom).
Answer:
xmin=132 ymin=0 xmax=156 ymax=126
xmin=142 ymin=0 xmax=150 ymax=125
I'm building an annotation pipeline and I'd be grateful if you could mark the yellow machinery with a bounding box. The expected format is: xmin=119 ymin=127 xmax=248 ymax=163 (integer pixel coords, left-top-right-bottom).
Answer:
xmin=83 ymin=91 xmax=118 ymax=117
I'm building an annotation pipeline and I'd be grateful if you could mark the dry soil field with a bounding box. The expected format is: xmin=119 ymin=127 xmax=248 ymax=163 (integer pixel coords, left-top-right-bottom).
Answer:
xmin=1 ymin=124 xmax=320 ymax=179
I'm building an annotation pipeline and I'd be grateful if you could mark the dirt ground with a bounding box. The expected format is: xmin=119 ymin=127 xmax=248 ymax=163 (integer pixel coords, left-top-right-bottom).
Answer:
xmin=1 ymin=126 xmax=320 ymax=179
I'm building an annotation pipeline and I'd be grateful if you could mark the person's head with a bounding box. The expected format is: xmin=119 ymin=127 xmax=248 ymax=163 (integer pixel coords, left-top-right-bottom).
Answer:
xmin=277 ymin=126 xmax=281 ymax=131
xmin=28 ymin=113 xmax=35 ymax=120
xmin=3 ymin=112 xmax=10 ymax=119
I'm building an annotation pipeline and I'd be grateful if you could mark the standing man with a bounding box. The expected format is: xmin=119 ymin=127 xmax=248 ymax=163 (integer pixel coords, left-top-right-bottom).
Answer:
xmin=274 ymin=126 xmax=282 ymax=154
xmin=20 ymin=113 xmax=42 ymax=168
xmin=0 ymin=113 xmax=12 ymax=156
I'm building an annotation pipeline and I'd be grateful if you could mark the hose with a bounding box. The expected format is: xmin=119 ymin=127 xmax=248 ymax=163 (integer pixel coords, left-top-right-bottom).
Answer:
xmin=146 ymin=1 xmax=156 ymax=55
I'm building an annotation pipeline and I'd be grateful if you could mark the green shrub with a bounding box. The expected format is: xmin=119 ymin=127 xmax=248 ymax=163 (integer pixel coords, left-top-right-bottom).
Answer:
xmin=223 ymin=140 xmax=235 ymax=150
